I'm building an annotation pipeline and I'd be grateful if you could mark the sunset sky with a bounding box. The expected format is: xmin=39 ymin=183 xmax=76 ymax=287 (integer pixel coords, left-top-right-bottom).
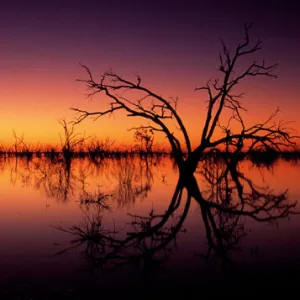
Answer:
xmin=0 ymin=0 xmax=299 ymax=148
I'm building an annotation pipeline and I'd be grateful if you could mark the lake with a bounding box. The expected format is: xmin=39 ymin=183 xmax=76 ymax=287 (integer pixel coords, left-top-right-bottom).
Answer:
xmin=0 ymin=154 xmax=300 ymax=298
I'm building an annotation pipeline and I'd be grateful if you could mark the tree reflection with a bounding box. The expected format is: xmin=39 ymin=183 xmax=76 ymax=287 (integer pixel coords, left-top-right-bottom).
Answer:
xmin=54 ymin=180 xmax=189 ymax=272
xmin=111 ymin=157 xmax=154 ymax=207
xmin=54 ymin=155 xmax=298 ymax=271
xmin=7 ymin=155 xmax=156 ymax=205
xmin=7 ymin=153 xmax=295 ymax=267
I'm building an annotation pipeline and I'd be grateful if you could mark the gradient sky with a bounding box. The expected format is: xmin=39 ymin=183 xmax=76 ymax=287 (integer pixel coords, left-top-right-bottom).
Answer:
xmin=0 ymin=0 xmax=299 ymax=148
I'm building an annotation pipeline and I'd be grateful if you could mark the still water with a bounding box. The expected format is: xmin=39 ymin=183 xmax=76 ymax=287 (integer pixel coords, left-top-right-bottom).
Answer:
xmin=0 ymin=155 xmax=300 ymax=298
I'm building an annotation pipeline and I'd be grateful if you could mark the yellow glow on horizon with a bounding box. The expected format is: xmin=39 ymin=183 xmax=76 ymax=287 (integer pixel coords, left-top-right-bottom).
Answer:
xmin=0 ymin=70 xmax=299 ymax=149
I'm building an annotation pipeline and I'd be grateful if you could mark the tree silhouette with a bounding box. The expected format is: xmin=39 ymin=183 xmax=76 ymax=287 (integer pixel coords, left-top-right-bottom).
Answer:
xmin=58 ymin=118 xmax=86 ymax=158
xmin=133 ymin=127 xmax=154 ymax=154
xmin=72 ymin=23 xmax=298 ymax=176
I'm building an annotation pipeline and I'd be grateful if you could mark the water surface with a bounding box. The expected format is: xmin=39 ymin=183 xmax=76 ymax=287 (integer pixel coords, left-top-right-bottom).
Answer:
xmin=0 ymin=155 xmax=300 ymax=298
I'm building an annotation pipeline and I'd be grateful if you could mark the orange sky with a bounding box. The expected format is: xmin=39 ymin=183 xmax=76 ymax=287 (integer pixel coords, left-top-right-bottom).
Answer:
xmin=0 ymin=1 xmax=299 ymax=149
xmin=0 ymin=65 xmax=298 ymax=149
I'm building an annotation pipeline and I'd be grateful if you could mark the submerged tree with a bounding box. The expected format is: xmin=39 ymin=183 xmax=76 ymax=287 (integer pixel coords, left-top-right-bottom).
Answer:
xmin=133 ymin=127 xmax=154 ymax=154
xmin=12 ymin=130 xmax=29 ymax=154
xmin=53 ymin=25 xmax=299 ymax=277
xmin=72 ymin=24 xmax=298 ymax=176
xmin=58 ymin=118 xmax=87 ymax=156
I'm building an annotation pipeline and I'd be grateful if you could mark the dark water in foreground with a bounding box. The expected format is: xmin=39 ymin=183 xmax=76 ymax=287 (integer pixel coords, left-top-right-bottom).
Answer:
xmin=0 ymin=155 xmax=300 ymax=298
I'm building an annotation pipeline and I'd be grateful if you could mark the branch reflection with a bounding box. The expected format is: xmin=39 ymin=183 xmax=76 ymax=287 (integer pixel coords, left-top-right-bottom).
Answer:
xmin=54 ymin=155 xmax=297 ymax=272
xmin=7 ymin=155 xmax=156 ymax=205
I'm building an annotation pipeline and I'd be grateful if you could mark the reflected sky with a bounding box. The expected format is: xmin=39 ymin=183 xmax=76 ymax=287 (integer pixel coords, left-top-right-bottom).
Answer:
xmin=0 ymin=155 xmax=300 ymax=297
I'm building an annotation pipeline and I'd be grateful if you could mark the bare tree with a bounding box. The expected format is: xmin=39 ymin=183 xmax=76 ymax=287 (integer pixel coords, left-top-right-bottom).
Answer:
xmin=53 ymin=26 xmax=300 ymax=275
xmin=12 ymin=130 xmax=28 ymax=154
xmin=71 ymin=23 xmax=298 ymax=175
xmin=58 ymin=119 xmax=87 ymax=156
xmin=87 ymin=136 xmax=115 ymax=157
xmin=133 ymin=127 xmax=154 ymax=154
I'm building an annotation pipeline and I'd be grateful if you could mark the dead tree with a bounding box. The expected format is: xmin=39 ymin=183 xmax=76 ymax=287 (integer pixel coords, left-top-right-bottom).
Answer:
xmin=71 ymin=23 xmax=298 ymax=175
xmin=12 ymin=130 xmax=28 ymax=154
xmin=58 ymin=119 xmax=86 ymax=156
xmin=133 ymin=127 xmax=154 ymax=154
xmin=56 ymin=26 xmax=299 ymax=267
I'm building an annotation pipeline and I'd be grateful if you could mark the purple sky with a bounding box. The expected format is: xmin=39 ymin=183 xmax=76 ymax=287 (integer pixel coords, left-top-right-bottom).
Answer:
xmin=0 ymin=0 xmax=299 ymax=146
